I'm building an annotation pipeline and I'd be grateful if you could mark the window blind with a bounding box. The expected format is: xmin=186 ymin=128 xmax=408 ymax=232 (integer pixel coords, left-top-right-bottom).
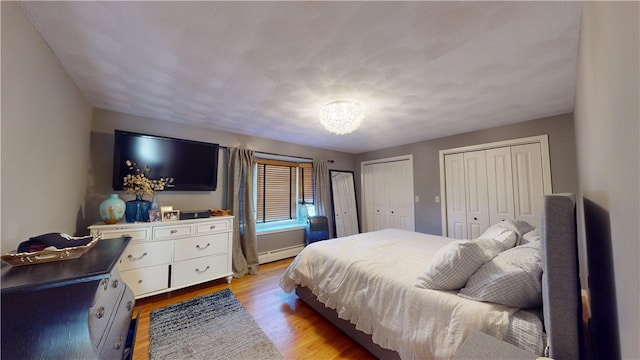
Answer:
xmin=254 ymin=158 xmax=314 ymax=223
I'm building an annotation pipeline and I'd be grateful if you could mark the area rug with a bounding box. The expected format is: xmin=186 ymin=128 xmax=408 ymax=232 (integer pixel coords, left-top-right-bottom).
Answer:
xmin=149 ymin=288 xmax=283 ymax=360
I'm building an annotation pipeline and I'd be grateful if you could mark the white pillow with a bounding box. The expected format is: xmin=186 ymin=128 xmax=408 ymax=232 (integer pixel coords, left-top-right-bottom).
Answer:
xmin=520 ymin=228 xmax=540 ymax=245
xmin=458 ymin=241 xmax=543 ymax=308
xmin=479 ymin=220 xmax=536 ymax=249
xmin=415 ymin=238 xmax=503 ymax=290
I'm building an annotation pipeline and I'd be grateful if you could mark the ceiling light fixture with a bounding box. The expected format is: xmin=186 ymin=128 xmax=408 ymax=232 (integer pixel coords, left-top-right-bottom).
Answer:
xmin=320 ymin=101 xmax=364 ymax=135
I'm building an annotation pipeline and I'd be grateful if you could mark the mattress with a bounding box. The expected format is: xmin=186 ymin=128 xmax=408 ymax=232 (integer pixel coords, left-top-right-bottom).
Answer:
xmin=280 ymin=228 xmax=521 ymax=359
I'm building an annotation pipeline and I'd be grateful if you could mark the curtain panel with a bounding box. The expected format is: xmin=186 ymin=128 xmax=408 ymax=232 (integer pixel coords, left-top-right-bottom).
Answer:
xmin=227 ymin=147 xmax=259 ymax=277
xmin=313 ymin=159 xmax=331 ymax=237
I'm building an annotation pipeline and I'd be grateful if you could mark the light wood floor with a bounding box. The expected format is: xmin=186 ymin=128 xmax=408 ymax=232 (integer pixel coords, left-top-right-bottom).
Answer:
xmin=132 ymin=258 xmax=374 ymax=360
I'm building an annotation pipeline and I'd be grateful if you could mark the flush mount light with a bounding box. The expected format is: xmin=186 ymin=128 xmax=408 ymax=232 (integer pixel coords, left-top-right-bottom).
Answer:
xmin=320 ymin=101 xmax=364 ymax=135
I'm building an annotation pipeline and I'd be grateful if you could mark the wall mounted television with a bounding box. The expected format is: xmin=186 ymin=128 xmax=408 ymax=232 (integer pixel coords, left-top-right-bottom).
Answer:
xmin=113 ymin=130 xmax=219 ymax=191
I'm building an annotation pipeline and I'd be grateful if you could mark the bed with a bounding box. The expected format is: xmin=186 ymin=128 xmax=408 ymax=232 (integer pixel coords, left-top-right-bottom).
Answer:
xmin=280 ymin=194 xmax=582 ymax=359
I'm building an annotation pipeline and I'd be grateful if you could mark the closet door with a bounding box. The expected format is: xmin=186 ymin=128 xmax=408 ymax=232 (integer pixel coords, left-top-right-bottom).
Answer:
xmin=464 ymin=151 xmax=490 ymax=239
xmin=511 ymin=143 xmax=545 ymax=227
xmin=372 ymin=163 xmax=388 ymax=231
xmin=362 ymin=164 xmax=375 ymax=232
xmin=444 ymin=153 xmax=467 ymax=239
xmin=386 ymin=160 xmax=415 ymax=231
xmin=362 ymin=158 xmax=415 ymax=232
xmin=486 ymin=147 xmax=515 ymax=224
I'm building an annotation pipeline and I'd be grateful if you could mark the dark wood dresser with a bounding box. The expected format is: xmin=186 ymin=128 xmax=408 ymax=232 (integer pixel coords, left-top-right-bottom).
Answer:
xmin=1 ymin=237 xmax=138 ymax=360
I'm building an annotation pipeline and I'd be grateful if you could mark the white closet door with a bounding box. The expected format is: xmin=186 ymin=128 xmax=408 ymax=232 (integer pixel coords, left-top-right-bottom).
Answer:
xmin=511 ymin=143 xmax=545 ymax=227
xmin=464 ymin=151 xmax=490 ymax=239
xmin=486 ymin=147 xmax=515 ymax=224
xmin=444 ymin=153 xmax=467 ymax=239
xmin=372 ymin=163 xmax=388 ymax=231
xmin=362 ymin=164 xmax=375 ymax=232
xmin=386 ymin=160 xmax=415 ymax=231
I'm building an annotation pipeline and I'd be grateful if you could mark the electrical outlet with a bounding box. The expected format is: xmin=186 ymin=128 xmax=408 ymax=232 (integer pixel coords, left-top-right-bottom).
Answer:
xmin=415 ymin=196 xmax=420 ymax=202
xmin=435 ymin=196 xmax=440 ymax=203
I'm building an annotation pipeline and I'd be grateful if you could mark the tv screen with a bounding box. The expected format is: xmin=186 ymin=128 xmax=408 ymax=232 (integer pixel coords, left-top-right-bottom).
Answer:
xmin=113 ymin=130 xmax=219 ymax=191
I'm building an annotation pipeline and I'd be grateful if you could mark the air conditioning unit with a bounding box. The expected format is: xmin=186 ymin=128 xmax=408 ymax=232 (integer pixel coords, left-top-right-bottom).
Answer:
xmin=305 ymin=216 xmax=329 ymax=245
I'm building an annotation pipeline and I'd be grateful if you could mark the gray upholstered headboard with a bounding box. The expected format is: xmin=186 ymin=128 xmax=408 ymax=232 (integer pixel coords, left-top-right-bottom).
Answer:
xmin=540 ymin=193 xmax=582 ymax=360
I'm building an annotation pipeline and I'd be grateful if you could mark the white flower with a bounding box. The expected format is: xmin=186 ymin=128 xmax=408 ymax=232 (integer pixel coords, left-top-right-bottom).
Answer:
xmin=123 ymin=160 xmax=173 ymax=196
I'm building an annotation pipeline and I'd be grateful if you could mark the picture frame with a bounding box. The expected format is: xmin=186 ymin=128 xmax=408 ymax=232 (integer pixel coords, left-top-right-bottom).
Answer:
xmin=162 ymin=209 xmax=180 ymax=222
xmin=148 ymin=209 xmax=161 ymax=222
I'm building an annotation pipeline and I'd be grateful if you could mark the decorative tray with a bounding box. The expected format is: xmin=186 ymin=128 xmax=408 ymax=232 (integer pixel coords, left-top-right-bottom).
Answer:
xmin=210 ymin=209 xmax=231 ymax=216
xmin=1 ymin=235 xmax=101 ymax=266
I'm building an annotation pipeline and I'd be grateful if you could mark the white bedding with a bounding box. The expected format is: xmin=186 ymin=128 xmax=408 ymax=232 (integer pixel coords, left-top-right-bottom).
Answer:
xmin=280 ymin=228 xmax=519 ymax=360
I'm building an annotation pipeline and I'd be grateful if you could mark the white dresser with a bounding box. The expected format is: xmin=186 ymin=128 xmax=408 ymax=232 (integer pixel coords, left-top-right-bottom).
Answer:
xmin=89 ymin=216 xmax=233 ymax=299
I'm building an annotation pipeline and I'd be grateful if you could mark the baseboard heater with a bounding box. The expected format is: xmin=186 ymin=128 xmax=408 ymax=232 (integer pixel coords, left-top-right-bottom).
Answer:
xmin=258 ymin=245 xmax=304 ymax=264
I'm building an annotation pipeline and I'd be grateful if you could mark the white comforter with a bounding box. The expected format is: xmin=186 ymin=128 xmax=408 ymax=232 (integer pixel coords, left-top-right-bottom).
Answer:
xmin=280 ymin=228 xmax=518 ymax=360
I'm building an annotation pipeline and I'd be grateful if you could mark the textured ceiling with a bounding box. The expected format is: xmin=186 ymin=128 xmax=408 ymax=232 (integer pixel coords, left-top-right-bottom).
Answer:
xmin=19 ymin=1 xmax=582 ymax=154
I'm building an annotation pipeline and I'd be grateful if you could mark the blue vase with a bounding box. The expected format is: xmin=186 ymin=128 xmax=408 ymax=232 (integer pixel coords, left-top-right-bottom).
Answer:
xmin=99 ymin=194 xmax=126 ymax=224
xmin=125 ymin=195 xmax=151 ymax=223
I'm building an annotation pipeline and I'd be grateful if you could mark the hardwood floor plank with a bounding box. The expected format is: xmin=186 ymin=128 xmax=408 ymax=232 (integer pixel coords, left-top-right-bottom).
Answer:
xmin=132 ymin=258 xmax=375 ymax=360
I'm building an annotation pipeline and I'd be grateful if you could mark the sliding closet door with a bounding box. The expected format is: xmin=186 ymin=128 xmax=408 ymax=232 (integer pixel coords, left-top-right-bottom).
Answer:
xmin=464 ymin=151 xmax=490 ymax=239
xmin=511 ymin=143 xmax=545 ymax=227
xmin=444 ymin=153 xmax=467 ymax=239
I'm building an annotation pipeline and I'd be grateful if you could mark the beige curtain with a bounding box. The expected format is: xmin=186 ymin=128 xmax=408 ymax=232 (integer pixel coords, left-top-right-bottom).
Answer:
xmin=227 ymin=148 xmax=258 ymax=277
xmin=313 ymin=159 xmax=331 ymax=237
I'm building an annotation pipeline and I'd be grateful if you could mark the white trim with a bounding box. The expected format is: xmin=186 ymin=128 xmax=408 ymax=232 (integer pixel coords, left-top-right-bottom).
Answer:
xmin=438 ymin=135 xmax=552 ymax=236
xmin=258 ymin=244 xmax=304 ymax=264
xmin=254 ymin=152 xmax=312 ymax=163
xmin=360 ymin=154 xmax=413 ymax=166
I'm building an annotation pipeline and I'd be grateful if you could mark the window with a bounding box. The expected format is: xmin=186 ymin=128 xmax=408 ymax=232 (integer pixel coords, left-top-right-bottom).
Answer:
xmin=254 ymin=157 xmax=314 ymax=224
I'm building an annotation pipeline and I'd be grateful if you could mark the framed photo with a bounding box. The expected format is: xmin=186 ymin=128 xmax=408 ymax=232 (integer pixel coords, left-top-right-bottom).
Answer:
xmin=148 ymin=209 xmax=161 ymax=222
xmin=162 ymin=209 xmax=180 ymax=222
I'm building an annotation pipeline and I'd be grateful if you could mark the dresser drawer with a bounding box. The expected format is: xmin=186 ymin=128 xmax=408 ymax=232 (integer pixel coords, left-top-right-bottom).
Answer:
xmin=98 ymin=286 xmax=135 ymax=359
xmin=89 ymin=272 xmax=126 ymax=349
xmin=118 ymin=241 xmax=172 ymax=271
xmin=100 ymin=228 xmax=149 ymax=241
xmin=171 ymin=254 xmax=228 ymax=288
xmin=195 ymin=219 xmax=230 ymax=235
xmin=174 ymin=233 xmax=229 ymax=262
xmin=120 ymin=265 xmax=169 ymax=297
xmin=153 ymin=224 xmax=193 ymax=240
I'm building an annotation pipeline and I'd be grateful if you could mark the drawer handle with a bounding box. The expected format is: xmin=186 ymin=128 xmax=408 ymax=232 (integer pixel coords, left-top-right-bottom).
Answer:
xmin=114 ymin=335 xmax=123 ymax=350
xmin=96 ymin=306 xmax=105 ymax=319
xmin=209 ymin=225 xmax=216 ymax=230
xmin=170 ymin=229 xmax=178 ymax=234
xmin=138 ymin=280 xmax=143 ymax=284
xmin=196 ymin=243 xmax=211 ymax=250
xmin=127 ymin=301 xmax=133 ymax=312
xmin=111 ymin=279 xmax=119 ymax=288
xmin=128 ymin=252 xmax=148 ymax=261
xmin=195 ymin=266 xmax=210 ymax=274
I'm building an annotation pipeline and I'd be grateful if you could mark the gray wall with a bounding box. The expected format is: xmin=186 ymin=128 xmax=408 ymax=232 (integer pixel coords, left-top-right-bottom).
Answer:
xmin=574 ymin=3 xmax=639 ymax=358
xmin=86 ymin=108 xmax=358 ymax=250
xmin=355 ymin=113 xmax=579 ymax=235
xmin=1 ymin=2 xmax=93 ymax=254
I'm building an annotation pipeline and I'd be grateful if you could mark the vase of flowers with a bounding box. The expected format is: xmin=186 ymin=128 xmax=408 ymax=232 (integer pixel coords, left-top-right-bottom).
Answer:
xmin=122 ymin=160 xmax=173 ymax=223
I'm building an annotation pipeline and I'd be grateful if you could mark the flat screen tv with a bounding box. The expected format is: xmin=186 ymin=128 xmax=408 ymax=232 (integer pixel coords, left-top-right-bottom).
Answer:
xmin=113 ymin=130 xmax=219 ymax=191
